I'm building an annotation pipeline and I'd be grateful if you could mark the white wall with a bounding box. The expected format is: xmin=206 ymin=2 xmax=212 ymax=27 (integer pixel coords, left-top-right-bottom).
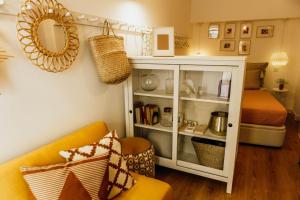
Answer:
xmin=0 ymin=0 xmax=191 ymax=163
xmin=191 ymin=0 xmax=300 ymax=23
xmin=190 ymin=19 xmax=300 ymax=110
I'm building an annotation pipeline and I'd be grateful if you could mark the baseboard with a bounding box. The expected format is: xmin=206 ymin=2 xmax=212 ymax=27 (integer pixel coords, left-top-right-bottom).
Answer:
xmin=289 ymin=109 xmax=300 ymax=121
xmin=293 ymin=110 xmax=300 ymax=121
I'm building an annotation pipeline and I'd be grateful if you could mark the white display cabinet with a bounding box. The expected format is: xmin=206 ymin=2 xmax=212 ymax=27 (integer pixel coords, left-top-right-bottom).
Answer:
xmin=124 ymin=56 xmax=246 ymax=193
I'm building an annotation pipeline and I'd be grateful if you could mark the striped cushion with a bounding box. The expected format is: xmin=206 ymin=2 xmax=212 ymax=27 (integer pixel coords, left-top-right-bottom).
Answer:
xmin=59 ymin=130 xmax=135 ymax=199
xmin=21 ymin=154 xmax=109 ymax=200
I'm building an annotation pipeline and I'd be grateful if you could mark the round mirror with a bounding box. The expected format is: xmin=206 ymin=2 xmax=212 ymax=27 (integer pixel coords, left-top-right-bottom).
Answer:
xmin=37 ymin=19 xmax=67 ymax=53
xmin=17 ymin=0 xmax=80 ymax=73
xmin=208 ymin=24 xmax=220 ymax=39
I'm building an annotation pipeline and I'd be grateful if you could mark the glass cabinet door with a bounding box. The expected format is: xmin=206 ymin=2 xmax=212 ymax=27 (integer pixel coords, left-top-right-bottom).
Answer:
xmin=127 ymin=64 xmax=179 ymax=161
xmin=176 ymin=65 xmax=233 ymax=176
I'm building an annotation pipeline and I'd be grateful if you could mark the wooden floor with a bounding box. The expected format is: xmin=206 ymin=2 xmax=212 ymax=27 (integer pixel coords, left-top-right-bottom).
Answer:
xmin=156 ymin=116 xmax=300 ymax=200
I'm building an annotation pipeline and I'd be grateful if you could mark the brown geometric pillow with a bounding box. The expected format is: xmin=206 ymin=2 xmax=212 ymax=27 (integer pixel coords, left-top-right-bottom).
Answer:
xmin=123 ymin=145 xmax=155 ymax=178
xmin=20 ymin=154 xmax=110 ymax=200
xmin=59 ymin=130 xmax=135 ymax=199
xmin=245 ymin=69 xmax=261 ymax=89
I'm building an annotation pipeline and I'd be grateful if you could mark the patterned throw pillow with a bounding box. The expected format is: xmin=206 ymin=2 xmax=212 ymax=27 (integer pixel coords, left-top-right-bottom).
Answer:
xmin=123 ymin=145 xmax=155 ymax=178
xmin=59 ymin=130 xmax=135 ymax=199
xmin=21 ymin=154 xmax=109 ymax=200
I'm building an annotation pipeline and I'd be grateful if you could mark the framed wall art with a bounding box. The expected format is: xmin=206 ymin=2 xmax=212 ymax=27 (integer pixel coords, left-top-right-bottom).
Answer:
xmin=220 ymin=40 xmax=235 ymax=51
xmin=256 ymin=25 xmax=274 ymax=38
xmin=224 ymin=23 xmax=236 ymax=39
xmin=153 ymin=27 xmax=174 ymax=57
xmin=240 ymin=23 xmax=252 ymax=38
xmin=239 ymin=40 xmax=251 ymax=55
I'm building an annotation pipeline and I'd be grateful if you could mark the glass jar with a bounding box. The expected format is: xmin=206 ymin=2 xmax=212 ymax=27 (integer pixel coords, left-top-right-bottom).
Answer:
xmin=160 ymin=107 xmax=173 ymax=127
xmin=165 ymin=78 xmax=174 ymax=94
xmin=141 ymin=74 xmax=159 ymax=91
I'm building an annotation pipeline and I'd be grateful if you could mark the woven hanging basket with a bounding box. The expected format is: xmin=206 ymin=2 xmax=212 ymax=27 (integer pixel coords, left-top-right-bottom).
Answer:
xmin=89 ymin=21 xmax=132 ymax=84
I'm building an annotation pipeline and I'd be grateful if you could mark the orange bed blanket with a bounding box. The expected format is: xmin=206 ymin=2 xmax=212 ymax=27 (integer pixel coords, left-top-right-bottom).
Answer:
xmin=241 ymin=90 xmax=287 ymax=126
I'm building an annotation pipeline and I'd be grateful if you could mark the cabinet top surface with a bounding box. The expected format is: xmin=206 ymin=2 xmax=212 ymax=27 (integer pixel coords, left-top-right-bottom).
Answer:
xmin=129 ymin=56 xmax=247 ymax=61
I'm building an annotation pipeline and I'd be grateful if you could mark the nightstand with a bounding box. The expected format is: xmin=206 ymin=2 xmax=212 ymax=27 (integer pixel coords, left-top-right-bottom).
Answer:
xmin=272 ymin=88 xmax=288 ymax=106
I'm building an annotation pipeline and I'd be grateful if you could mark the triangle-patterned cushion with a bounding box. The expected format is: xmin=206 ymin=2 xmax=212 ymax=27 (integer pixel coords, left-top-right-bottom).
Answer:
xmin=59 ymin=130 xmax=135 ymax=199
xmin=21 ymin=154 xmax=109 ymax=200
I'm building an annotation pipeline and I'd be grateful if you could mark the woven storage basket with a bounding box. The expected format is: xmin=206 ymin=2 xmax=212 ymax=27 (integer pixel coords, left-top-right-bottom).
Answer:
xmin=89 ymin=35 xmax=124 ymax=56
xmin=191 ymin=137 xmax=225 ymax=170
xmin=100 ymin=51 xmax=131 ymax=84
xmin=88 ymin=20 xmax=132 ymax=84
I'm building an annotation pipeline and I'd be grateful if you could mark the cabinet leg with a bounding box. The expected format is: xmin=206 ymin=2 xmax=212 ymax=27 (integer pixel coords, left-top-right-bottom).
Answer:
xmin=226 ymin=180 xmax=233 ymax=194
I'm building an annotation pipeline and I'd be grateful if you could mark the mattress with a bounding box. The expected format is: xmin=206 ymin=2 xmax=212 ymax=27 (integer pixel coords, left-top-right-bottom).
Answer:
xmin=241 ymin=90 xmax=287 ymax=126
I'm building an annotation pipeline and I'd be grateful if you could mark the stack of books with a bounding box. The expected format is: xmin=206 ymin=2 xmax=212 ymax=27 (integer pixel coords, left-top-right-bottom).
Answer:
xmin=134 ymin=102 xmax=159 ymax=125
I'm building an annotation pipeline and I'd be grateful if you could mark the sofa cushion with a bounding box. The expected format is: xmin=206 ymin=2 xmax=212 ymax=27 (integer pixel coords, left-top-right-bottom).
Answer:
xmin=21 ymin=154 xmax=109 ymax=200
xmin=0 ymin=121 xmax=109 ymax=200
xmin=60 ymin=130 xmax=135 ymax=199
xmin=114 ymin=172 xmax=173 ymax=200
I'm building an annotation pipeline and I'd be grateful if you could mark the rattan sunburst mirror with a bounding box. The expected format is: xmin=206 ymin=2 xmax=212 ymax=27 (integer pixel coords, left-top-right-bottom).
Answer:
xmin=17 ymin=0 xmax=80 ymax=73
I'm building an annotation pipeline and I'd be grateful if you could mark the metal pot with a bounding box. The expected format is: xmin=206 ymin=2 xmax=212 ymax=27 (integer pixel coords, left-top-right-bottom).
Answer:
xmin=208 ymin=111 xmax=228 ymax=136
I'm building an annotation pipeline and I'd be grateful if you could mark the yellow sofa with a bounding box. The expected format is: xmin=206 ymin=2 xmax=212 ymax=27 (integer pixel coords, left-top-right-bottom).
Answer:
xmin=0 ymin=121 xmax=173 ymax=200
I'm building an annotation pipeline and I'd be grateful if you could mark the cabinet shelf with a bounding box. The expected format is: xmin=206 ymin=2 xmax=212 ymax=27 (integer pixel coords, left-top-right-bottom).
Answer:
xmin=179 ymin=128 xmax=226 ymax=142
xmin=177 ymin=152 xmax=224 ymax=176
xmin=134 ymin=90 xmax=173 ymax=99
xmin=177 ymin=151 xmax=199 ymax=164
xmin=134 ymin=123 xmax=173 ymax=133
xmin=180 ymin=93 xmax=229 ymax=104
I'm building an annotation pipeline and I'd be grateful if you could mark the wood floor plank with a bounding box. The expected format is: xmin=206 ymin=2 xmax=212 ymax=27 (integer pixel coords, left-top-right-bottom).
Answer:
xmin=156 ymin=116 xmax=300 ymax=200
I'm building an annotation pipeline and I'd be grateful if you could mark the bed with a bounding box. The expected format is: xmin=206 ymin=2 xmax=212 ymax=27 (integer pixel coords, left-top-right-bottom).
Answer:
xmin=239 ymin=63 xmax=288 ymax=147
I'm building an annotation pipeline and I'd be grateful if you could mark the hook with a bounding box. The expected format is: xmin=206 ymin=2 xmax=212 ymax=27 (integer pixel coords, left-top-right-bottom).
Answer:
xmin=87 ymin=17 xmax=99 ymax=22
xmin=77 ymin=14 xmax=85 ymax=20
xmin=119 ymin=23 xmax=127 ymax=30
xmin=65 ymin=12 xmax=71 ymax=17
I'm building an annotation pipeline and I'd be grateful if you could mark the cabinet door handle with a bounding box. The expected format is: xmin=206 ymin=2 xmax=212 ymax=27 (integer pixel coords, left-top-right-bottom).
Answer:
xmin=228 ymin=123 xmax=233 ymax=127
xmin=129 ymin=110 xmax=133 ymax=114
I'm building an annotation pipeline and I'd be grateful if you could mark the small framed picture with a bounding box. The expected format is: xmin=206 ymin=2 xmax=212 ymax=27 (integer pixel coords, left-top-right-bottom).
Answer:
xmin=224 ymin=23 xmax=236 ymax=39
xmin=240 ymin=23 xmax=252 ymax=38
xmin=239 ymin=40 xmax=251 ymax=55
xmin=220 ymin=40 xmax=235 ymax=51
xmin=256 ymin=25 xmax=274 ymax=38
xmin=208 ymin=24 xmax=220 ymax=39
xmin=153 ymin=27 xmax=175 ymax=57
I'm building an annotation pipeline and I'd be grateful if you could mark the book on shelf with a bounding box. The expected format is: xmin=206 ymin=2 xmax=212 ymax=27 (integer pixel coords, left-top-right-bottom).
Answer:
xmin=134 ymin=102 xmax=159 ymax=125
xmin=134 ymin=101 xmax=143 ymax=124
xmin=180 ymin=124 xmax=208 ymax=135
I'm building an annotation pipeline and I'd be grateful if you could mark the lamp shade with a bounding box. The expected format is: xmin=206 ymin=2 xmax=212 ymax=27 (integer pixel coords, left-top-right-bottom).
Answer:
xmin=271 ymin=52 xmax=289 ymax=66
